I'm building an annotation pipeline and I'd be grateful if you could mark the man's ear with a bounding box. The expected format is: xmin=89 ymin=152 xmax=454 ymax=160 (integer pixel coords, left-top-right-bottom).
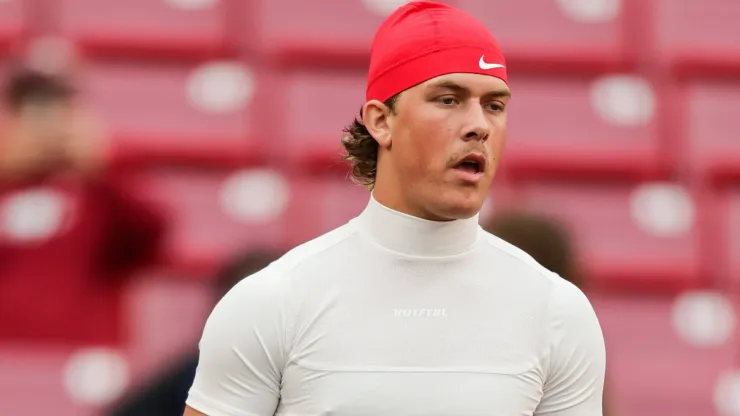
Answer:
xmin=362 ymin=99 xmax=393 ymax=149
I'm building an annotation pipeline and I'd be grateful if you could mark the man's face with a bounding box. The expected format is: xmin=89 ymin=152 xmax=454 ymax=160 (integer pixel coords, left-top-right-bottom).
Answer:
xmin=15 ymin=99 xmax=73 ymax=160
xmin=1 ymin=99 xmax=74 ymax=176
xmin=17 ymin=100 xmax=73 ymax=146
xmin=380 ymin=73 xmax=510 ymax=220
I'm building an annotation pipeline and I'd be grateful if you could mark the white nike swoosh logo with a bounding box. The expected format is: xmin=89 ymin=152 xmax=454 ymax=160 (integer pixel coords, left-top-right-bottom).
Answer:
xmin=479 ymin=55 xmax=505 ymax=70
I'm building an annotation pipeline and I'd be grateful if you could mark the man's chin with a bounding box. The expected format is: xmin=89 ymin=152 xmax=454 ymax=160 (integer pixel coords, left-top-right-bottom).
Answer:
xmin=434 ymin=198 xmax=484 ymax=221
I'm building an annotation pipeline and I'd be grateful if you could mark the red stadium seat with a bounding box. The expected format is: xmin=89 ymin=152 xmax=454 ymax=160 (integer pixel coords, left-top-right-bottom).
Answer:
xmin=0 ymin=0 xmax=23 ymax=57
xmin=685 ymin=80 xmax=740 ymax=182
xmin=0 ymin=346 xmax=98 ymax=415
xmin=502 ymin=181 xmax=703 ymax=292
xmin=723 ymin=189 xmax=740 ymax=292
xmin=122 ymin=167 xmax=293 ymax=275
xmin=652 ymin=0 xmax=740 ymax=76
xmin=122 ymin=167 xmax=373 ymax=275
xmin=503 ymin=74 xmax=665 ymax=180
xmin=56 ymin=0 xmax=234 ymax=60
xmin=79 ymin=60 xmax=264 ymax=167
xmin=456 ymin=0 xmax=634 ymax=72
xmin=252 ymin=0 xmax=458 ymax=66
xmin=286 ymin=175 xmax=371 ymax=245
xmin=591 ymin=294 xmax=737 ymax=416
xmin=279 ymin=68 xmax=366 ymax=172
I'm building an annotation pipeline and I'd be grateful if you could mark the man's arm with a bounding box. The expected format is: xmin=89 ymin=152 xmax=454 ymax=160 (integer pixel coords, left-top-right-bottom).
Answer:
xmin=535 ymin=275 xmax=606 ymax=416
xmin=184 ymin=266 xmax=290 ymax=416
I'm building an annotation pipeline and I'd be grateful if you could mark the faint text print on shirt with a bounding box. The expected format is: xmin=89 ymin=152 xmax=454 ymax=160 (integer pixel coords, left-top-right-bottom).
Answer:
xmin=392 ymin=308 xmax=448 ymax=318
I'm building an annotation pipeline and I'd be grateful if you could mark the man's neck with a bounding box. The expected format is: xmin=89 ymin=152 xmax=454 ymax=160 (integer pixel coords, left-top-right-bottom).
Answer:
xmin=354 ymin=194 xmax=481 ymax=257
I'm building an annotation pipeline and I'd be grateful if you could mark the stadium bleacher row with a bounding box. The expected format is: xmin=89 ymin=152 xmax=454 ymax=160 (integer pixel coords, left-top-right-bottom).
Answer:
xmin=1 ymin=0 xmax=739 ymax=414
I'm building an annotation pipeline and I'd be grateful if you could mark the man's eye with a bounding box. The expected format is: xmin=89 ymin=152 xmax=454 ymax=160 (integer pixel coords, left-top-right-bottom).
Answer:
xmin=438 ymin=97 xmax=456 ymax=105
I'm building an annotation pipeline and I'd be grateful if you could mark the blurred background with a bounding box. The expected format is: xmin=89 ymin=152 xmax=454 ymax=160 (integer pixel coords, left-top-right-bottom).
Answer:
xmin=0 ymin=0 xmax=738 ymax=415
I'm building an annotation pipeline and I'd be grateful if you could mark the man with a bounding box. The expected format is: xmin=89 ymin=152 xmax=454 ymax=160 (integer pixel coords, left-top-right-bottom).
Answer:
xmin=0 ymin=67 xmax=164 ymax=344
xmin=185 ymin=2 xmax=606 ymax=415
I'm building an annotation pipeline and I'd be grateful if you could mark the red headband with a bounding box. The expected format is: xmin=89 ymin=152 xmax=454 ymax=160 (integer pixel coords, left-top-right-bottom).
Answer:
xmin=366 ymin=1 xmax=508 ymax=103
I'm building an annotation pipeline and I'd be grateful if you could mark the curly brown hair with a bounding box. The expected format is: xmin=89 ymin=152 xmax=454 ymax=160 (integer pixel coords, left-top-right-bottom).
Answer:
xmin=341 ymin=94 xmax=399 ymax=189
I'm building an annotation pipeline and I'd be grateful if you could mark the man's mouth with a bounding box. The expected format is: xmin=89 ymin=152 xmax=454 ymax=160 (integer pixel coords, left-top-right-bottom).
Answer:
xmin=454 ymin=160 xmax=482 ymax=174
xmin=453 ymin=153 xmax=486 ymax=174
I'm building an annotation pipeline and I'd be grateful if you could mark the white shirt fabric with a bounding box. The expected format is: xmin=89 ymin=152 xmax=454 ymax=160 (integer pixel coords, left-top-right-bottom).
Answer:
xmin=186 ymin=195 xmax=606 ymax=416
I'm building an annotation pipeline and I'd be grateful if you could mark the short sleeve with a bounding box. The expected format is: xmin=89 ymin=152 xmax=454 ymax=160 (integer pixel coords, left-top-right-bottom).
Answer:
xmin=535 ymin=276 xmax=606 ymax=416
xmin=186 ymin=267 xmax=290 ymax=416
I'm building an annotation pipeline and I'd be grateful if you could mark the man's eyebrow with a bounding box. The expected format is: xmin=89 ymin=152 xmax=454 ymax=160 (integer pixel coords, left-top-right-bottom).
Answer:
xmin=484 ymin=89 xmax=511 ymax=100
xmin=426 ymin=80 xmax=511 ymax=99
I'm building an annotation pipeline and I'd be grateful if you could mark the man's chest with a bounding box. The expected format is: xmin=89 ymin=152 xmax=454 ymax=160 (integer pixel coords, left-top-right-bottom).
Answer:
xmin=274 ymin=290 xmax=547 ymax=415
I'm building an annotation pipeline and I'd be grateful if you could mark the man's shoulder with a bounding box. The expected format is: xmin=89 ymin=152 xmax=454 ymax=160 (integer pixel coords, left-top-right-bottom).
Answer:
xmin=480 ymin=231 xmax=554 ymax=277
xmin=218 ymin=221 xmax=360 ymax=307
xmin=236 ymin=221 xmax=359 ymax=284
xmin=479 ymin=229 xmax=595 ymax=317
xmin=478 ymin=229 xmax=573 ymax=290
xmin=272 ymin=220 xmax=360 ymax=273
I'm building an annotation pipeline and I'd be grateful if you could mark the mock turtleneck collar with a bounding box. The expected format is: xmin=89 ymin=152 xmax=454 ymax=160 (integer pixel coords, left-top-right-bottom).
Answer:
xmin=354 ymin=194 xmax=482 ymax=257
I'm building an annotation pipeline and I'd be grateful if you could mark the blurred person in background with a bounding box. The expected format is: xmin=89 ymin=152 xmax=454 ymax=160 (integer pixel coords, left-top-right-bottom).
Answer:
xmin=0 ymin=66 xmax=164 ymax=345
xmin=106 ymin=249 xmax=282 ymax=416
xmin=483 ymin=211 xmax=583 ymax=289
xmin=484 ymin=211 xmax=614 ymax=416
xmin=184 ymin=2 xmax=605 ymax=415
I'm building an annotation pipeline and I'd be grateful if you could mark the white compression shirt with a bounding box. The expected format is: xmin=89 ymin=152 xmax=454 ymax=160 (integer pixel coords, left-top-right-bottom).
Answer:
xmin=186 ymin=195 xmax=606 ymax=416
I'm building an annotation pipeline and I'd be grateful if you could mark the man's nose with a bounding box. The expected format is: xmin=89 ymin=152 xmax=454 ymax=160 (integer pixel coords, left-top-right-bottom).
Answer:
xmin=461 ymin=104 xmax=490 ymax=141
